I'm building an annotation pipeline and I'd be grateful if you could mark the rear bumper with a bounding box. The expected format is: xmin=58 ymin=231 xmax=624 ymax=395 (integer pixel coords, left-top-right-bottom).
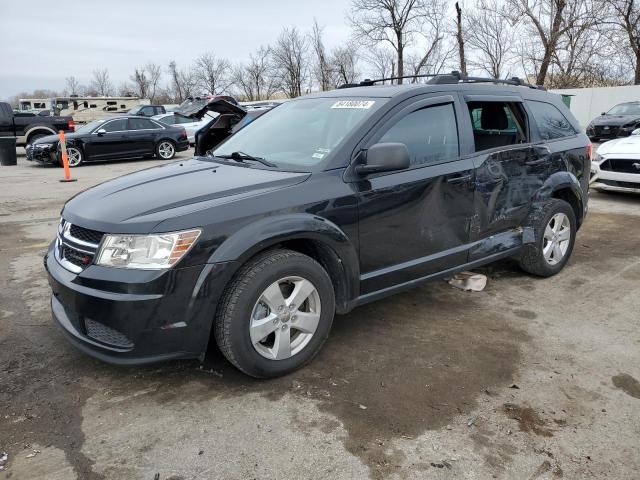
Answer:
xmin=45 ymin=242 xmax=238 ymax=365
xmin=176 ymin=139 xmax=189 ymax=152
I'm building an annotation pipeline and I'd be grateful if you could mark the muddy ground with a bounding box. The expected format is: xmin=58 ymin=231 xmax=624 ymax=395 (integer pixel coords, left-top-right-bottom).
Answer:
xmin=1 ymin=152 xmax=639 ymax=480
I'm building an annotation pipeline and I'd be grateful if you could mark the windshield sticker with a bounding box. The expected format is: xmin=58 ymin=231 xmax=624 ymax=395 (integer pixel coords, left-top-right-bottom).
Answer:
xmin=331 ymin=100 xmax=375 ymax=109
xmin=312 ymin=153 xmax=325 ymax=159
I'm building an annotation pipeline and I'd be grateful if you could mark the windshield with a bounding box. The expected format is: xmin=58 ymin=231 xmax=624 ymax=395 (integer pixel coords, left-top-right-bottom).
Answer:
xmin=75 ymin=119 xmax=107 ymax=134
xmin=212 ymin=97 xmax=386 ymax=170
xmin=607 ymin=103 xmax=640 ymax=115
xmin=129 ymin=106 xmax=142 ymax=115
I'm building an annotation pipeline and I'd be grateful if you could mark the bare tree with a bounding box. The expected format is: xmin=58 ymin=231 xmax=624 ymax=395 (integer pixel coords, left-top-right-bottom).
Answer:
xmin=194 ymin=53 xmax=233 ymax=95
xmin=505 ymin=0 xmax=595 ymax=85
xmin=466 ymin=0 xmax=515 ymax=78
xmin=605 ymin=0 xmax=640 ymax=84
xmin=145 ymin=63 xmax=162 ymax=102
xmin=91 ymin=68 xmax=113 ymax=96
xmin=65 ymin=76 xmax=81 ymax=96
xmin=130 ymin=68 xmax=150 ymax=99
xmin=455 ymin=2 xmax=467 ymax=74
xmin=407 ymin=0 xmax=451 ymax=80
xmin=330 ymin=43 xmax=360 ymax=86
xmin=363 ymin=46 xmax=397 ymax=82
xmin=168 ymin=60 xmax=197 ymax=102
xmin=233 ymin=47 xmax=278 ymax=101
xmin=310 ymin=20 xmax=333 ymax=91
xmin=271 ymin=27 xmax=309 ymax=97
xmin=349 ymin=0 xmax=430 ymax=83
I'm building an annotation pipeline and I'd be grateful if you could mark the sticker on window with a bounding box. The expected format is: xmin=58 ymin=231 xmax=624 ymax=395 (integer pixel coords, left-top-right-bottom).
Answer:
xmin=331 ymin=100 xmax=375 ymax=109
xmin=312 ymin=153 xmax=325 ymax=159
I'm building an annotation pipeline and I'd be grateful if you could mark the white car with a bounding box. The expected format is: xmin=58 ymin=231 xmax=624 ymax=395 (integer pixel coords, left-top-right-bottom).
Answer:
xmin=591 ymin=132 xmax=640 ymax=193
xmin=152 ymin=112 xmax=214 ymax=145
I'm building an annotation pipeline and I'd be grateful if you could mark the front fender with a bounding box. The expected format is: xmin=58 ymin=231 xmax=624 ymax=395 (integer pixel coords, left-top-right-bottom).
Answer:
xmin=208 ymin=213 xmax=360 ymax=311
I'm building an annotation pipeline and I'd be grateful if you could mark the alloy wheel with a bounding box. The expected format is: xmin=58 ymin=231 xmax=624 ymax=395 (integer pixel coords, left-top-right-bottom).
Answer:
xmin=158 ymin=142 xmax=174 ymax=159
xmin=66 ymin=147 xmax=82 ymax=167
xmin=250 ymin=276 xmax=321 ymax=361
xmin=542 ymin=212 xmax=571 ymax=265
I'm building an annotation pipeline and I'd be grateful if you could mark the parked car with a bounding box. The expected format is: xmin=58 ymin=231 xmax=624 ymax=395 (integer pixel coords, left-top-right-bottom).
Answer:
xmin=174 ymin=98 xmax=275 ymax=155
xmin=591 ymin=131 xmax=640 ymax=193
xmin=586 ymin=101 xmax=640 ymax=141
xmin=128 ymin=105 xmax=166 ymax=117
xmin=26 ymin=116 xmax=188 ymax=166
xmin=45 ymin=73 xmax=590 ymax=377
xmin=0 ymin=101 xmax=74 ymax=147
xmin=152 ymin=112 xmax=210 ymax=145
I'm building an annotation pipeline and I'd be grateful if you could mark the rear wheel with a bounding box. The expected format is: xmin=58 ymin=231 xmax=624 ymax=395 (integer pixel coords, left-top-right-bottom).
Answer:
xmin=518 ymin=199 xmax=576 ymax=277
xmin=214 ymin=249 xmax=335 ymax=378
xmin=155 ymin=140 xmax=175 ymax=160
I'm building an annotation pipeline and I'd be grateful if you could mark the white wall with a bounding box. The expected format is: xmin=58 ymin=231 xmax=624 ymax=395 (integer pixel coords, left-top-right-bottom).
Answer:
xmin=550 ymin=85 xmax=640 ymax=129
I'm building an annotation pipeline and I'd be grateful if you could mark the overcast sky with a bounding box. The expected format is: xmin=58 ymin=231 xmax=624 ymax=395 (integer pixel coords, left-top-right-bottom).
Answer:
xmin=0 ymin=0 xmax=354 ymax=99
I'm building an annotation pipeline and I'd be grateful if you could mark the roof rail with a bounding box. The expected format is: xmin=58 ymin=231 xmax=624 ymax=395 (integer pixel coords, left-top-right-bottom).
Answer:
xmin=337 ymin=71 xmax=546 ymax=91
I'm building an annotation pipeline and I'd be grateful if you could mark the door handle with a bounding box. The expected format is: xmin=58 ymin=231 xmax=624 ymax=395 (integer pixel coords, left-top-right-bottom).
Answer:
xmin=446 ymin=174 xmax=472 ymax=184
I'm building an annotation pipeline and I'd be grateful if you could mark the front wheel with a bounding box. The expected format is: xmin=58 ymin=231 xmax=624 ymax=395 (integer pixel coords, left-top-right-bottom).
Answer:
xmin=518 ymin=199 xmax=576 ymax=277
xmin=155 ymin=140 xmax=176 ymax=160
xmin=60 ymin=146 xmax=83 ymax=167
xmin=214 ymin=249 xmax=335 ymax=378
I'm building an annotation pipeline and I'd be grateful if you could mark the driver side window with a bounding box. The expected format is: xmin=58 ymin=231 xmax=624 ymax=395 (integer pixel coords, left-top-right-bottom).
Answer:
xmin=378 ymin=103 xmax=459 ymax=167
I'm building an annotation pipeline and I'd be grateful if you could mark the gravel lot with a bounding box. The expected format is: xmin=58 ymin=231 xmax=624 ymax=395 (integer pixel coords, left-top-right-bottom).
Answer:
xmin=1 ymin=149 xmax=639 ymax=480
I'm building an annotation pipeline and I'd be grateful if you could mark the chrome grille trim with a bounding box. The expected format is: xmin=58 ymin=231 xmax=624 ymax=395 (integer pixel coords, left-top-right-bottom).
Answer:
xmin=55 ymin=219 xmax=102 ymax=273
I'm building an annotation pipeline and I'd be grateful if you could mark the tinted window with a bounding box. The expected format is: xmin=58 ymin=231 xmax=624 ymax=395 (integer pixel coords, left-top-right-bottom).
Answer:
xmin=160 ymin=115 xmax=176 ymax=125
xmin=467 ymin=102 xmax=528 ymax=151
xmin=101 ymin=119 xmax=127 ymax=132
xmin=129 ymin=118 xmax=157 ymax=130
xmin=141 ymin=107 xmax=154 ymax=116
xmin=176 ymin=115 xmax=194 ymax=124
xmin=527 ymin=101 xmax=576 ymax=140
xmin=378 ymin=103 xmax=459 ymax=167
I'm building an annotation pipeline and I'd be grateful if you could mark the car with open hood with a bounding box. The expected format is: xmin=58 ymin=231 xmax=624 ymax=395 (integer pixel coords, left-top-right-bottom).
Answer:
xmin=586 ymin=101 xmax=640 ymax=141
xmin=591 ymin=131 xmax=640 ymax=193
xmin=45 ymin=72 xmax=591 ymax=377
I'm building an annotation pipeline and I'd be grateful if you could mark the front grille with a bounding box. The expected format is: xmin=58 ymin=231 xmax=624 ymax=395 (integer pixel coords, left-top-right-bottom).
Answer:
xmin=594 ymin=126 xmax=620 ymax=137
xmin=69 ymin=224 xmax=104 ymax=245
xmin=61 ymin=244 xmax=93 ymax=268
xmin=600 ymin=159 xmax=640 ymax=174
xmin=85 ymin=318 xmax=133 ymax=349
xmin=56 ymin=220 xmax=103 ymax=272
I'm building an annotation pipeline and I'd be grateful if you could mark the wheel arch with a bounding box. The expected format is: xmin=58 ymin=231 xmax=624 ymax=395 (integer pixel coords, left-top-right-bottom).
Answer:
xmin=534 ymin=171 xmax=585 ymax=228
xmin=208 ymin=214 xmax=360 ymax=314
xmin=26 ymin=126 xmax=57 ymax=142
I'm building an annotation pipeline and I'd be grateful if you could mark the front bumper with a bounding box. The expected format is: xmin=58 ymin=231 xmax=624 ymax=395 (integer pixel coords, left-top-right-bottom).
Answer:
xmin=45 ymin=242 xmax=237 ymax=365
xmin=25 ymin=144 xmax=57 ymax=164
xmin=587 ymin=125 xmax=635 ymax=139
xmin=590 ymin=167 xmax=640 ymax=193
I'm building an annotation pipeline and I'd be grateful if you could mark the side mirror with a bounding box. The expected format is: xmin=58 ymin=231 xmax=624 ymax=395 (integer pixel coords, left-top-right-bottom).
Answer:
xmin=601 ymin=112 xmax=606 ymax=116
xmin=96 ymin=128 xmax=107 ymax=136
xmin=355 ymin=143 xmax=410 ymax=175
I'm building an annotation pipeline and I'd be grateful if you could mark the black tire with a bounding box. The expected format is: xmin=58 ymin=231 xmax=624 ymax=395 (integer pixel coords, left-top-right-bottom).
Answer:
xmin=517 ymin=199 xmax=576 ymax=277
xmin=155 ymin=140 xmax=176 ymax=160
xmin=214 ymin=249 xmax=335 ymax=378
xmin=26 ymin=133 xmax=47 ymax=147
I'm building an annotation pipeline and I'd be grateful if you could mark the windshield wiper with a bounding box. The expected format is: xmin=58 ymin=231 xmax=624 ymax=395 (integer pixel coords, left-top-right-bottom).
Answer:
xmin=216 ymin=151 xmax=277 ymax=168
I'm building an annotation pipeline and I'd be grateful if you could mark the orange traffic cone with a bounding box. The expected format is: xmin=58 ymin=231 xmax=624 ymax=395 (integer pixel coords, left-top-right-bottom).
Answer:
xmin=58 ymin=130 xmax=77 ymax=183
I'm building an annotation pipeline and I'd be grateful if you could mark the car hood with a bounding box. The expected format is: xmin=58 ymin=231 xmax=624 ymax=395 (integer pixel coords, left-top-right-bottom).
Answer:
xmin=597 ymin=135 xmax=640 ymax=156
xmin=176 ymin=98 xmax=246 ymax=120
xmin=62 ymin=158 xmax=310 ymax=233
xmin=590 ymin=114 xmax=640 ymax=127
xmin=33 ymin=131 xmax=85 ymax=146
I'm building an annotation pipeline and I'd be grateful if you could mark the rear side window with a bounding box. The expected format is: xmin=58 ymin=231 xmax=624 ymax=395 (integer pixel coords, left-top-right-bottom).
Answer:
xmin=527 ymin=101 xmax=576 ymax=140
xmin=129 ymin=118 xmax=156 ymax=130
xmin=160 ymin=115 xmax=176 ymax=125
xmin=467 ymin=102 xmax=528 ymax=152
xmin=378 ymin=103 xmax=459 ymax=167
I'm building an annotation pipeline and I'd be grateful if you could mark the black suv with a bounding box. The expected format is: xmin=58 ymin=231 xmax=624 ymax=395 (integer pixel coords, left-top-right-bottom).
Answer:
xmin=45 ymin=73 xmax=591 ymax=377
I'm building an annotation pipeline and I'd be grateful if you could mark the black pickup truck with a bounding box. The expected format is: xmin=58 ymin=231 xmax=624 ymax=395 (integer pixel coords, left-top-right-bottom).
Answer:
xmin=0 ymin=102 xmax=75 ymax=147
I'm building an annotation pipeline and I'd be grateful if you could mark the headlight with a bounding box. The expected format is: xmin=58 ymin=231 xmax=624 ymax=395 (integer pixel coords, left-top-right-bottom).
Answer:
xmin=96 ymin=229 xmax=201 ymax=269
xmin=593 ymin=152 xmax=602 ymax=163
